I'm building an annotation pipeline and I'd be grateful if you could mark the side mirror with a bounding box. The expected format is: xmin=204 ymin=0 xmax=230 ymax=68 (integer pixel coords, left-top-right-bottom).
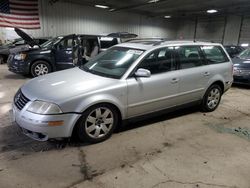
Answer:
xmin=134 ymin=68 xmax=151 ymax=78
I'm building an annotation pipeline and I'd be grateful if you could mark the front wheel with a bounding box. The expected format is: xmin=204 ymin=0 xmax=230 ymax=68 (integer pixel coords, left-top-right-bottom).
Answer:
xmin=75 ymin=104 xmax=118 ymax=143
xmin=201 ymin=84 xmax=222 ymax=112
xmin=31 ymin=61 xmax=51 ymax=77
xmin=0 ymin=55 xmax=4 ymax=64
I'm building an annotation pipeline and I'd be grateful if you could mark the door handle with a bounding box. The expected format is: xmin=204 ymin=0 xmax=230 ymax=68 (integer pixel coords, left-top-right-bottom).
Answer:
xmin=203 ymin=72 xmax=210 ymax=77
xmin=171 ymin=78 xmax=179 ymax=84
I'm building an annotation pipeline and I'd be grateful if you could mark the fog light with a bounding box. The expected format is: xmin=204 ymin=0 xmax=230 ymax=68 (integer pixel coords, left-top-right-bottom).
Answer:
xmin=48 ymin=121 xmax=64 ymax=126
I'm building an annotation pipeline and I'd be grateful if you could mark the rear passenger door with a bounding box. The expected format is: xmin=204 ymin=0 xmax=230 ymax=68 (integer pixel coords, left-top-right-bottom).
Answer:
xmin=201 ymin=45 xmax=232 ymax=88
xmin=176 ymin=45 xmax=209 ymax=104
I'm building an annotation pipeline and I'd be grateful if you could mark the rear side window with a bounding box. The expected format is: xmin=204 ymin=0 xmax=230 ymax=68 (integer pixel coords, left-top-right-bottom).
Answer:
xmin=176 ymin=46 xmax=204 ymax=69
xmin=100 ymin=37 xmax=118 ymax=49
xmin=201 ymin=46 xmax=229 ymax=64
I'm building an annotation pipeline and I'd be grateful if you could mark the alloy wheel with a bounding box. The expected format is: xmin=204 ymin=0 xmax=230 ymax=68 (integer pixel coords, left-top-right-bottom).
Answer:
xmin=34 ymin=63 xmax=49 ymax=76
xmin=85 ymin=107 xmax=114 ymax=139
xmin=207 ymin=88 xmax=221 ymax=109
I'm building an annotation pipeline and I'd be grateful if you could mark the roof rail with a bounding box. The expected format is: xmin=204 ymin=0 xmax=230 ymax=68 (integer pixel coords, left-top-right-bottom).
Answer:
xmin=193 ymin=39 xmax=217 ymax=43
xmin=126 ymin=38 xmax=168 ymax=42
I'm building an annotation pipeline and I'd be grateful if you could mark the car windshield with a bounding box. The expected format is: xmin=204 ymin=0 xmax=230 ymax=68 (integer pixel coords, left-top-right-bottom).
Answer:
xmin=81 ymin=47 xmax=144 ymax=79
xmin=238 ymin=48 xmax=250 ymax=59
xmin=40 ymin=36 xmax=63 ymax=48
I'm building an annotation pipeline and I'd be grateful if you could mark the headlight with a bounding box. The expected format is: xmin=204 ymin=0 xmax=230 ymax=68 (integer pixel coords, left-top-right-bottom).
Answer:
xmin=14 ymin=53 xmax=27 ymax=60
xmin=27 ymin=101 xmax=63 ymax=115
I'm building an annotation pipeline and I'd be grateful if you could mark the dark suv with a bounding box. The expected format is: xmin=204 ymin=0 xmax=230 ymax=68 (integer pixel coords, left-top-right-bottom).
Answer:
xmin=232 ymin=48 xmax=250 ymax=85
xmin=224 ymin=45 xmax=245 ymax=58
xmin=7 ymin=29 xmax=135 ymax=77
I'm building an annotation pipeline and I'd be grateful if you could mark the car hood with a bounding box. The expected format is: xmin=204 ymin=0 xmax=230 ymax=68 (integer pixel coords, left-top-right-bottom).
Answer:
xmin=0 ymin=45 xmax=9 ymax=50
xmin=14 ymin=28 xmax=38 ymax=47
xmin=21 ymin=68 xmax=118 ymax=104
xmin=232 ymin=57 xmax=250 ymax=68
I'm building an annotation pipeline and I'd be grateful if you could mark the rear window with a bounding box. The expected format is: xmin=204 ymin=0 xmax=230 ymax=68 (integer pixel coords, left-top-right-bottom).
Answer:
xmin=100 ymin=37 xmax=118 ymax=49
xmin=201 ymin=46 xmax=229 ymax=64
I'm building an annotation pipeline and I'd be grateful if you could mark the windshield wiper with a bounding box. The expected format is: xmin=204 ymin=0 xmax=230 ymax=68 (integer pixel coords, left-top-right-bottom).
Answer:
xmin=80 ymin=65 xmax=91 ymax=73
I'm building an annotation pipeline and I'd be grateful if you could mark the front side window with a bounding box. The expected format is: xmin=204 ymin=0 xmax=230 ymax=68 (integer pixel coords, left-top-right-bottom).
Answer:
xmin=57 ymin=38 xmax=73 ymax=50
xmin=201 ymin=46 xmax=228 ymax=63
xmin=177 ymin=46 xmax=204 ymax=69
xmin=138 ymin=47 xmax=176 ymax=74
xmin=81 ymin=47 xmax=144 ymax=79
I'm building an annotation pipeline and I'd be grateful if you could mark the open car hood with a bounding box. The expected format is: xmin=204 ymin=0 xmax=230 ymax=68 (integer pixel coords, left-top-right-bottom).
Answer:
xmin=14 ymin=28 xmax=39 ymax=47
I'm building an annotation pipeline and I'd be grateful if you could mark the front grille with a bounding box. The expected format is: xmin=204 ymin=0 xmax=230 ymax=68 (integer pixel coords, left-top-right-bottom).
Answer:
xmin=233 ymin=68 xmax=250 ymax=76
xmin=14 ymin=90 xmax=30 ymax=110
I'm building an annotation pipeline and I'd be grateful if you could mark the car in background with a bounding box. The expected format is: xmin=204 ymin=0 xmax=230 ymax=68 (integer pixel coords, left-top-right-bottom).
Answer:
xmin=232 ymin=48 xmax=250 ymax=85
xmin=11 ymin=40 xmax=233 ymax=143
xmin=0 ymin=37 xmax=49 ymax=64
xmin=8 ymin=28 xmax=136 ymax=77
xmin=224 ymin=45 xmax=245 ymax=58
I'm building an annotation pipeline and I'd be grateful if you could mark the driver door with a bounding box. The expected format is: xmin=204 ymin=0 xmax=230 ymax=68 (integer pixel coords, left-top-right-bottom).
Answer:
xmin=126 ymin=47 xmax=180 ymax=118
xmin=55 ymin=35 xmax=75 ymax=70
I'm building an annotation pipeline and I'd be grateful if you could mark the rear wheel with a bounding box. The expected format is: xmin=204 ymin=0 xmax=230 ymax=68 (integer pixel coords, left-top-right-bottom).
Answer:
xmin=75 ymin=104 xmax=118 ymax=143
xmin=201 ymin=84 xmax=222 ymax=112
xmin=31 ymin=61 xmax=51 ymax=77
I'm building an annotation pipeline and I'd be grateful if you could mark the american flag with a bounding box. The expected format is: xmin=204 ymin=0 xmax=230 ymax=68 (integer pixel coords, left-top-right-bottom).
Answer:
xmin=0 ymin=0 xmax=40 ymax=29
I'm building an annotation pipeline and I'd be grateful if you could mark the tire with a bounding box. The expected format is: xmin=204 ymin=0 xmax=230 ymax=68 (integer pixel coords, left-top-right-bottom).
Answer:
xmin=0 ymin=55 xmax=4 ymax=64
xmin=75 ymin=104 xmax=119 ymax=143
xmin=31 ymin=61 xmax=51 ymax=77
xmin=201 ymin=84 xmax=222 ymax=112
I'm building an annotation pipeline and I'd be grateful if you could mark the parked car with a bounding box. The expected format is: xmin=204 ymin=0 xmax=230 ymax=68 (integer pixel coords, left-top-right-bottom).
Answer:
xmin=11 ymin=40 xmax=233 ymax=143
xmin=232 ymin=48 xmax=250 ymax=85
xmin=7 ymin=28 xmax=136 ymax=77
xmin=0 ymin=37 xmax=49 ymax=64
xmin=224 ymin=45 xmax=245 ymax=58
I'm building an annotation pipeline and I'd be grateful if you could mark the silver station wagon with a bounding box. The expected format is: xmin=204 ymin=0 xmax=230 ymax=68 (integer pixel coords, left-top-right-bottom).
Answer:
xmin=12 ymin=40 xmax=233 ymax=143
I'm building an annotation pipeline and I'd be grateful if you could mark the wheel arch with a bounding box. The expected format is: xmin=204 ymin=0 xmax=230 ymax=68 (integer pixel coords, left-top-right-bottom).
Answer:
xmin=209 ymin=80 xmax=225 ymax=93
xmin=71 ymin=101 xmax=123 ymax=138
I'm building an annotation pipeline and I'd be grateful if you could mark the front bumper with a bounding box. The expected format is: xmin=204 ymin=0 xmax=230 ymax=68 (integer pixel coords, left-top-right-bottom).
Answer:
xmin=7 ymin=55 xmax=30 ymax=74
xmin=11 ymin=103 xmax=81 ymax=141
xmin=233 ymin=75 xmax=250 ymax=85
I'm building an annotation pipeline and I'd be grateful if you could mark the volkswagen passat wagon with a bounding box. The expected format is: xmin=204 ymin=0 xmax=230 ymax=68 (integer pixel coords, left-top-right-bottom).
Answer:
xmin=12 ymin=40 xmax=233 ymax=143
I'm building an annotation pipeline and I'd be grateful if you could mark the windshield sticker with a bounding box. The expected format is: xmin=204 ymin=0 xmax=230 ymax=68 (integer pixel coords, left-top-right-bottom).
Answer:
xmin=127 ymin=50 xmax=143 ymax=55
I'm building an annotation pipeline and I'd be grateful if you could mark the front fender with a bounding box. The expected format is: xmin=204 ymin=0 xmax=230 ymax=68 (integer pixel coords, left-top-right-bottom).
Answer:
xmin=65 ymin=93 xmax=127 ymax=137
xmin=76 ymin=93 xmax=127 ymax=119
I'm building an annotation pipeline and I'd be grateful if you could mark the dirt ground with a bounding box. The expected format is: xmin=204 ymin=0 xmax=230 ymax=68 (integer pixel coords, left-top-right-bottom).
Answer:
xmin=0 ymin=64 xmax=250 ymax=188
